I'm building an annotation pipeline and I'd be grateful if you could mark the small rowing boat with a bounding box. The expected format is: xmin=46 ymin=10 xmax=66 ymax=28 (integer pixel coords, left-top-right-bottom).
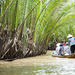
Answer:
xmin=52 ymin=51 xmax=75 ymax=58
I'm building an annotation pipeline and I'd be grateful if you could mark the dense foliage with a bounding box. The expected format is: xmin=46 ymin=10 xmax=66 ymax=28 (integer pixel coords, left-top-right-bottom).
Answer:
xmin=0 ymin=0 xmax=75 ymax=59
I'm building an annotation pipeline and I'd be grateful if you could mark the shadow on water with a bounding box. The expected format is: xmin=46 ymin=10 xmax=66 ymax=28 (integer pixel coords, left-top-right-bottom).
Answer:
xmin=0 ymin=52 xmax=75 ymax=75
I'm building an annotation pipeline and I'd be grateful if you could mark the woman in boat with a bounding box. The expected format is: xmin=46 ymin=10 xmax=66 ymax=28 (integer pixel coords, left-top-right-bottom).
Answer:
xmin=64 ymin=42 xmax=71 ymax=55
xmin=56 ymin=43 xmax=64 ymax=56
xmin=67 ymin=34 xmax=75 ymax=54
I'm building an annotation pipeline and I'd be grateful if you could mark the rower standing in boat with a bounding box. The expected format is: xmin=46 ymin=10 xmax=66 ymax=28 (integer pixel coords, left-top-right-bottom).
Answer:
xmin=67 ymin=34 xmax=75 ymax=54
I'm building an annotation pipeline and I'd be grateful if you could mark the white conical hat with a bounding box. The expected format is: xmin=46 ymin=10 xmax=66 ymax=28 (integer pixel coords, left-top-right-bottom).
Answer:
xmin=67 ymin=34 xmax=72 ymax=38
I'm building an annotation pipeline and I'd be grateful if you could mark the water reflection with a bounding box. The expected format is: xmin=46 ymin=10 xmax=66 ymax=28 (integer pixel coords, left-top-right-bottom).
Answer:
xmin=0 ymin=58 xmax=75 ymax=75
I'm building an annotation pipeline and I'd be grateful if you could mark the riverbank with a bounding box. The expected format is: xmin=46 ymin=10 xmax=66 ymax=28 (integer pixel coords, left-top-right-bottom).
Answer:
xmin=0 ymin=51 xmax=55 ymax=67
xmin=0 ymin=51 xmax=75 ymax=75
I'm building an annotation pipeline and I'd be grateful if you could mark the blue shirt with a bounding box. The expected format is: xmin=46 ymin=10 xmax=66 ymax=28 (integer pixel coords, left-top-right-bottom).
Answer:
xmin=68 ymin=37 xmax=75 ymax=46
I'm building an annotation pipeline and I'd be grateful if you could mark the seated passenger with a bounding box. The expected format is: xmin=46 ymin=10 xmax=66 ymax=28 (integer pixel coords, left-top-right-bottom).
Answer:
xmin=64 ymin=42 xmax=71 ymax=55
xmin=56 ymin=43 xmax=64 ymax=56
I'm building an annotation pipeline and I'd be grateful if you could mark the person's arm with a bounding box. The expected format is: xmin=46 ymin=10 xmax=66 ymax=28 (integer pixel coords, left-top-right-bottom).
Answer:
xmin=68 ymin=39 xmax=70 ymax=45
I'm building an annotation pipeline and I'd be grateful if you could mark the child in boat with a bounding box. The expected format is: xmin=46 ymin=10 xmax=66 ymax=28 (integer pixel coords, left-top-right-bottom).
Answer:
xmin=67 ymin=34 xmax=75 ymax=54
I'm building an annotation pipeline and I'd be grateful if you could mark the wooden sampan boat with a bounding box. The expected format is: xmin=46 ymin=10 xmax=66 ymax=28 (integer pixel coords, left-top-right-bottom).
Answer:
xmin=52 ymin=53 xmax=75 ymax=58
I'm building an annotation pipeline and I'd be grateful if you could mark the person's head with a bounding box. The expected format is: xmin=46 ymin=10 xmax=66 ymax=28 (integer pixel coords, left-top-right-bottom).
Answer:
xmin=56 ymin=43 xmax=63 ymax=47
xmin=59 ymin=41 xmax=63 ymax=46
xmin=67 ymin=34 xmax=73 ymax=39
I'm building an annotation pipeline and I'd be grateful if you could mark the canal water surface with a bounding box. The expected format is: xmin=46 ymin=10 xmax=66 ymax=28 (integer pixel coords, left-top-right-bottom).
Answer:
xmin=0 ymin=51 xmax=75 ymax=75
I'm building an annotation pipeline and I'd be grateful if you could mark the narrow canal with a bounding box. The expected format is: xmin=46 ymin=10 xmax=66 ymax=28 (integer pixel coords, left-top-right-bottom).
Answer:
xmin=0 ymin=51 xmax=75 ymax=75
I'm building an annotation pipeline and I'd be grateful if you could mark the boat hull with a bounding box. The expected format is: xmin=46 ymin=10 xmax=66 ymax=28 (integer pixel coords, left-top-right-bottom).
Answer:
xmin=52 ymin=53 xmax=75 ymax=58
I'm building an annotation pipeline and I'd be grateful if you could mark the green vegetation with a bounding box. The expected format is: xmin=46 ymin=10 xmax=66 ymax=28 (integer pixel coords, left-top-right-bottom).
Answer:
xmin=0 ymin=0 xmax=75 ymax=59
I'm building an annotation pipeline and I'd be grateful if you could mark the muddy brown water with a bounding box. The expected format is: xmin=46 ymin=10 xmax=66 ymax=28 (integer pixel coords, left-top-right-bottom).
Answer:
xmin=0 ymin=51 xmax=75 ymax=75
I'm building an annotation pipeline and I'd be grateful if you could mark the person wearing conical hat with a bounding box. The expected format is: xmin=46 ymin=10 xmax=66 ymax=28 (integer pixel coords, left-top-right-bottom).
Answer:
xmin=67 ymin=34 xmax=75 ymax=54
